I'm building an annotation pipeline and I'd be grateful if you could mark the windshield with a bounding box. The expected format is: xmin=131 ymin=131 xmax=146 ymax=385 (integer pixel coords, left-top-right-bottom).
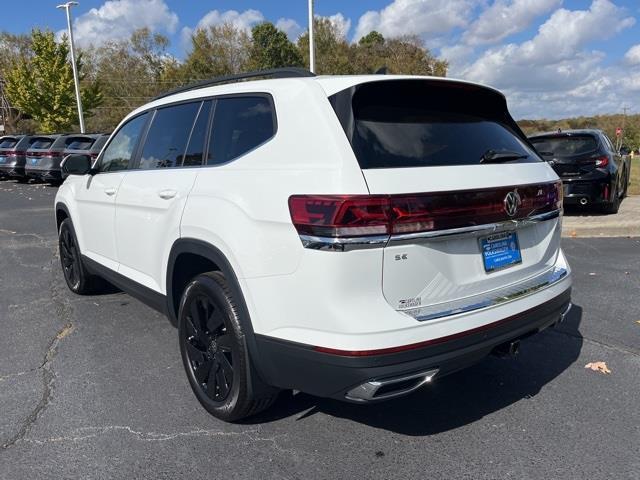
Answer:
xmin=530 ymin=135 xmax=598 ymax=157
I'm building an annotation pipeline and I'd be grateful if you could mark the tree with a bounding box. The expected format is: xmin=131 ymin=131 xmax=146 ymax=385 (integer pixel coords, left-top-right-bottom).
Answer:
xmin=85 ymin=28 xmax=177 ymax=131
xmin=0 ymin=33 xmax=32 ymax=133
xmin=180 ymin=23 xmax=251 ymax=81
xmin=298 ymin=18 xmax=354 ymax=74
xmin=4 ymin=29 xmax=102 ymax=133
xmin=248 ymin=22 xmax=303 ymax=70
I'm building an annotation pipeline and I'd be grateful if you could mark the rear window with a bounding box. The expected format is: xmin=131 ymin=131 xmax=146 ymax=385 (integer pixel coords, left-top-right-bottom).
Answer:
xmin=0 ymin=137 xmax=19 ymax=148
xmin=66 ymin=137 xmax=95 ymax=151
xmin=29 ymin=138 xmax=54 ymax=150
xmin=530 ymin=135 xmax=598 ymax=157
xmin=330 ymin=80 xmax=538 ymax=169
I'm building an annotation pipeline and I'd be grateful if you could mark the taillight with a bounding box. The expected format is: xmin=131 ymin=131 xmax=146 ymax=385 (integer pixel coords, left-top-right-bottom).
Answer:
xmin=288 ymin=195 xmax=390 ymax=237
xmin=595 ymin=156 xmax=609 ymax=167
xmin=289 ymin=182 xmax=562 ymax=239
xmin=8 ymin=151 xmax=26 ymax=157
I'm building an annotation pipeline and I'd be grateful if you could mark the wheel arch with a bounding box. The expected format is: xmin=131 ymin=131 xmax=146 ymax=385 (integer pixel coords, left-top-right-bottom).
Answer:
xmin=166 ymin=238 xmax=271 ymax=385
xmin=55 ymin=202 xmax=71 ymax=232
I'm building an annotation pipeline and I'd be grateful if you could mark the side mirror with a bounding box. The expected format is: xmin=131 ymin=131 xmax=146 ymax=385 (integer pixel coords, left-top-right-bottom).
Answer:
xmin=61 ymin=154 xmax=92 ymax=178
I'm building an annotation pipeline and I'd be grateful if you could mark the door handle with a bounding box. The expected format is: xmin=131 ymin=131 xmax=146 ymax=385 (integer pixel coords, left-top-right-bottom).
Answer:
xmin=104 ymin=187 xmax=117 ymax=196
xmin=158 ymin=189 xmax=177 ymax=200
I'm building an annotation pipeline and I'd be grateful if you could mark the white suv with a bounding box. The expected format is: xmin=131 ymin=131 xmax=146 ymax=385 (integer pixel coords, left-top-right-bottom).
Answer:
xmin=55 ymin=68 xmax=572 ymax=421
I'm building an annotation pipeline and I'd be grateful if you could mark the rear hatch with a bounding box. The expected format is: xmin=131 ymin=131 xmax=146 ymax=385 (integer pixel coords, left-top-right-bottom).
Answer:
xmin=529 ymin=134 xmax=604 ymax=178
xmin=329 ymin=79 xmax=563 ymax=318
xmin=26 ymin=136 xmax=58 ymax=168
xmin=0 ymin=137 xmax=20 ymax=165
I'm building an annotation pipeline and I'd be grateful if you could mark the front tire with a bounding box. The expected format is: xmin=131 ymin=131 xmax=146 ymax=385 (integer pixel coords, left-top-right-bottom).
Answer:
xmin=58 ymin=218 xmax=100 ymax=294
xmin=178 ymin=272 xmax=278 ymax=422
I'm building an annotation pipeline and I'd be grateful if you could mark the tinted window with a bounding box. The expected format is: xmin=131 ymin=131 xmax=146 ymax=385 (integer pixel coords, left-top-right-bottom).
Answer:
xmin=30 ymin=138 xmax=54 ymax=150
xmin=183 ymin=101 xmax=211 ymax=166
xmin=530 ymin=136 xmax=598 ymax=157
xmin=138 ymin=102 xmax=200 ymax=169
xmin=0 ymin=138 xmax=18 ymax=149
xmin=331 ymin=80 xmax=538 ymax=169
xmin=66 ymin=137 xmax=95 ymax=150
xmin=208 ymin=96 xmax=275 ymax=165
xmin=100 ymin=113 xmax=148 ymax=172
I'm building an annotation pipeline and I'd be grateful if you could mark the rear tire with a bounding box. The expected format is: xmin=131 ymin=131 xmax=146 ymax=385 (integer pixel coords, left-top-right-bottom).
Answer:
xmin=601 ymin=185 xmax=620 ymax=214
xmin=178 ymin=271 xmax=279 ymax=422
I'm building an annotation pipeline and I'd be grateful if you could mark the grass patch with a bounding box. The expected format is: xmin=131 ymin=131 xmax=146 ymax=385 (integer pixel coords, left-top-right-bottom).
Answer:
xmin=630 ymin=157 xmax=640 ymax=196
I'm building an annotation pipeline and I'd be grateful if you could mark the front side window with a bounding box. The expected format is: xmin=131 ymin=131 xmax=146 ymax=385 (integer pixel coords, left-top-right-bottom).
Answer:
xmin=138 ymin=102 xmax=201 ymax=169
xmin=99 ymin=113 xmax=148 ymax=172
xmin=208 ymin=96 xmax=275 ymax=165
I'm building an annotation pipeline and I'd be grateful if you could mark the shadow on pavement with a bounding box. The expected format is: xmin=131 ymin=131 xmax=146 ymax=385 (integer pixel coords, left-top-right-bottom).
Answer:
xmin=249 ymin=305 xmax=584 ymax=436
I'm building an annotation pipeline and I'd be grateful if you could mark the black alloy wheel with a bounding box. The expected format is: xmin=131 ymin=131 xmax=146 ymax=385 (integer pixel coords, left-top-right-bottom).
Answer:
xmin=183 ymin=293 xmax=235 ymax=402
xmin=60 ymin=225 xmax=81 ymax=290
xmin=178 ymin=272 xmax=279 ymax=421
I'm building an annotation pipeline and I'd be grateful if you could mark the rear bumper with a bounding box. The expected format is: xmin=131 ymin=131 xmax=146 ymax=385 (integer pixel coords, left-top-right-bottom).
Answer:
xmin=0 ymin=165 xmax=25 ymax=178
xmin=562 ymin=176 xmax=611 ymax=205
xmin=254 ymin=288 xmax=571 ymax=402
xmin=25 ymin=167 xmax=62 ymax=181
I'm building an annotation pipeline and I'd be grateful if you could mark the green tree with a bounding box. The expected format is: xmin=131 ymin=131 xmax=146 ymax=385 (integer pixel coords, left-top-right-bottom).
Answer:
xmin=0 ymin=32 xmax=32 ymax=133
xmin=85 ymin=28 xmax=176 ymax=131
xmin=248 ymin=22 xmax=303 ymax=70
xmin=298 ymin=18 xmax=354 ymax=74
xmin=180 ymin=23 xmax=251 ymax=81
xmin=4 ymin=29 xmax=102 ymax=133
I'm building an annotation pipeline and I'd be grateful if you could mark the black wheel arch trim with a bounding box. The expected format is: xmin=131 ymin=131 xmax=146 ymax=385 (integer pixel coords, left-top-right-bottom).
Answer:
xmin=55 ymin=202 xmax=71 ymax=230
xmin=166 ymin=238 xmax=272 ymax=385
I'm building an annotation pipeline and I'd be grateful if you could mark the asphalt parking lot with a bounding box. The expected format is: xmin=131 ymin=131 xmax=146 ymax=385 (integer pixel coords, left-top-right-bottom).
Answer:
xmin=0 ymin=181 xmax=638 ymax=480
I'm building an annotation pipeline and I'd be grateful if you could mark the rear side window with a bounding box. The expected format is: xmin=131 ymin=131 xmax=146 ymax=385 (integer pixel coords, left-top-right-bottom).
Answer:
xmin=138 ymin=101 xmax=201 ymax=169
xmin=100 ymin=113 xmax=148 ymax=172
xmin=530 ymin=136 xmax=598 ymax=157
xmin=0 ymin=137 xmax=18 ymax=148
xmin=30 ymin=138 xmax=54 ymax=150
xmin=66 ymin=137 xmax=95 ymax=150
xmin=208 ymin=96 xmax=275 ymax=165
xmin=331 ymin=80 xmax=538 ymax=169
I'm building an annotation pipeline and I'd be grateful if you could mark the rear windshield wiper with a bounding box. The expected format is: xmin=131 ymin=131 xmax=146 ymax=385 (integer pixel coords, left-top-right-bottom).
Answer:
xmin=480 ymin=149 xmax=529 ymax=164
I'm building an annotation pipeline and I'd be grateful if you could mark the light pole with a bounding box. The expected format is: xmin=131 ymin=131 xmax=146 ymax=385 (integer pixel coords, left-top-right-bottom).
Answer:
xmin=57 ymin=1 xmax=85 ymax=133
xmin=308 ymin=0 xmax=315 ymax=73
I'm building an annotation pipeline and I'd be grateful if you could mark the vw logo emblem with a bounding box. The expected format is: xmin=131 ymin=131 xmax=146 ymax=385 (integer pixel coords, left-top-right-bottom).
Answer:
xmin=504 ymin=190 xmax=521 ymax=217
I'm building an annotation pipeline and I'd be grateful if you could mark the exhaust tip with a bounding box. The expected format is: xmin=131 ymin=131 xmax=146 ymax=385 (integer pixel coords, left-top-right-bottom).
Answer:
xmin=491 ymin=340 xmax=520 ymax=358
xmin=345 ymin=368 xmax=439 ymax=402
xmin=579 ymin=198 xmax=588 ymax=206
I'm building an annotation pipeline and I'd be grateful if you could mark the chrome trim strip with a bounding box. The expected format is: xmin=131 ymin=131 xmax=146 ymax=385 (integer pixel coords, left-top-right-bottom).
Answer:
xmin=404 ymin=265 xmax=568 ymax=322
xmin=299 ymin=234 xmax=389 ymax=251
xmin=345 ymin=368 xmax=439 ymax=402
xmin=389 ymin=209 xmax=561 ymax=244
xmin=298 ymin=209 xmax=561 ymax=251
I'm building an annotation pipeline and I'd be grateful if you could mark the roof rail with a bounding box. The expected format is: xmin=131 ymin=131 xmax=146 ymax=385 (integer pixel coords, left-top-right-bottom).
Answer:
xmin=153 ymin=67 xmax=316 ymax=101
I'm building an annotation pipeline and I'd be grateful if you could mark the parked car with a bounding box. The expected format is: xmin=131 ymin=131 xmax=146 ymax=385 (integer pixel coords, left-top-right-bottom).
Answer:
xmin=26 ymin=134 xmax=105 ymax=184
xmin=24 ymin=134 xmax=63 ymax=183
xmin=0 ymin=134 xmax=38 ymax=181
xmin=60 ymin=134 xmax=106 ymax=174
xmin=528 ymin=129 xmax=631 ymax=213
xmin=55 ymin=69 xmax=572 ymax=422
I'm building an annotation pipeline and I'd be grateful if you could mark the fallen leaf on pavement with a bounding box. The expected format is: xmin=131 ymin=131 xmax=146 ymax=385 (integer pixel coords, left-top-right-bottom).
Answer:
xmin=570 ymin=230 xmax=577 ymax=237
xmin=585 ymin=361 xmax=611 ymax=374
xmin=588 ymin=272 xmax=597 ymax=276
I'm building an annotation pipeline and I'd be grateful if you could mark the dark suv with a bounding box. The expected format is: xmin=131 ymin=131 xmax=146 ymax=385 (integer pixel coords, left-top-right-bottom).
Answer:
xmin=529 ymin=129 xmax=631 ymax=213
xmin=0 ymin=135 xmax=37 ymax=180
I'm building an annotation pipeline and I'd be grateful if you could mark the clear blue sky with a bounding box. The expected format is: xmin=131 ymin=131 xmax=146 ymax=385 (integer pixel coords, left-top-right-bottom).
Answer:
xmin=2 ymin=0 xmax=639 ymax=118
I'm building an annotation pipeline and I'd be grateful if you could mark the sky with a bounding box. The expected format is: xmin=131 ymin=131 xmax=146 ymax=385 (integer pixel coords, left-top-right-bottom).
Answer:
xmin=2 ymin=0 xmax=639 ymax=119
